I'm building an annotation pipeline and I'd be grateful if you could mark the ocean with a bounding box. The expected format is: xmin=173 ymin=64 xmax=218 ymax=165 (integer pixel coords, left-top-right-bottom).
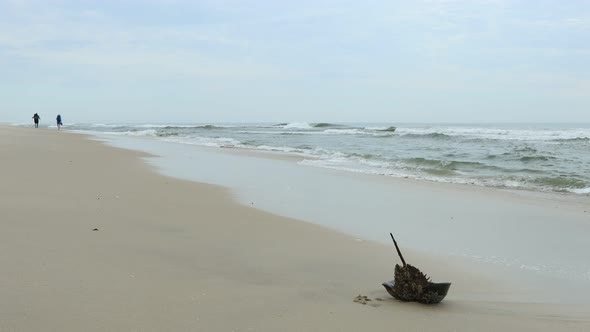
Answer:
xmin=60 ymin=122 xmax=590 ymax=195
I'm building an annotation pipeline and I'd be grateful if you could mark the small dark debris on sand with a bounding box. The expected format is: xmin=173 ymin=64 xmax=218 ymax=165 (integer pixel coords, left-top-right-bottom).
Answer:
xmin=353 ymin=295 xmax=369 ymax=304
xmin=353 ymin=295 xmax=382 ymax=307
xmin=92 ymin=228 xmax=99 ymax=231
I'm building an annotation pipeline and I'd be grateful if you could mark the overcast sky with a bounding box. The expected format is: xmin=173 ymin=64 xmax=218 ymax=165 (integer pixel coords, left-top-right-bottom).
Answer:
xmin=1 ymin=0 xmax=589 ymax=124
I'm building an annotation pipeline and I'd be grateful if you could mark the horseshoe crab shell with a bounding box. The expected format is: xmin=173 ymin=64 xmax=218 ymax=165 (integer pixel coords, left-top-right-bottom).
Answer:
xmin=382 ymin=280 xmax=451 ymax=304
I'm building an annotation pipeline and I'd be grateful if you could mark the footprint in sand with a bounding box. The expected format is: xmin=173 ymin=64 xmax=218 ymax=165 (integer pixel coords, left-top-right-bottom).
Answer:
xmin=353 ymin=295 xmax=381 ymax=307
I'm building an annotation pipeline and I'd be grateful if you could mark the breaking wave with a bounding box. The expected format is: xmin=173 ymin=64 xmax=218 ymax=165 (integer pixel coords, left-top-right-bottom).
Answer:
xmin=400 ymin=133 xmax=453 ymax=140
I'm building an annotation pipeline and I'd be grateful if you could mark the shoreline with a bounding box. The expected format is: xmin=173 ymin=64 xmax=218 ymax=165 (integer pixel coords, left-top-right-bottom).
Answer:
xmin=89 ymin=133 xmax=590 ymax=294
xmin=1 ymin=126 xmax=589 ymax=331
xmin=9 ymin=120 xmax=588 ymax=198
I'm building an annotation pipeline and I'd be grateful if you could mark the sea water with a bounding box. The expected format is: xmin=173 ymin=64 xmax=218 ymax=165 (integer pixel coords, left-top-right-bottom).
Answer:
xmin=59 ymin=122 xmax=590 ymax=195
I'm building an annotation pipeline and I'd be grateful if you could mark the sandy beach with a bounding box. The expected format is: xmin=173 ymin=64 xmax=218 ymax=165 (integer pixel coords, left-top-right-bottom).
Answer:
xmin=1 ymin=125 xmax=589 ymax=331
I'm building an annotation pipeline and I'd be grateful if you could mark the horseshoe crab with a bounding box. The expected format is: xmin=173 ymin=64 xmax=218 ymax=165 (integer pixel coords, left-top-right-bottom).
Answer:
xmin=382 ymin=233 xmax=451 ymax=304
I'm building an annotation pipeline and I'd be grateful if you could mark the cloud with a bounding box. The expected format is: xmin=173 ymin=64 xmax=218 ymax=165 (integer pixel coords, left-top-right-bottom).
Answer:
xmin=1 ymin=0 xmax=589 ymax=122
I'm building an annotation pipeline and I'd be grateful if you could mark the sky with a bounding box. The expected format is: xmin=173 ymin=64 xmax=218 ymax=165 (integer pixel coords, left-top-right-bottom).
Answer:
xmin=1 ymin=0 xmax=589 ymax=124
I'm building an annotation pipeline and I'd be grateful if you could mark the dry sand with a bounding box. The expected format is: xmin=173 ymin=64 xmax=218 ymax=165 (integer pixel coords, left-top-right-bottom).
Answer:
xmin=0 ymin=125 xmax=588 ymax=331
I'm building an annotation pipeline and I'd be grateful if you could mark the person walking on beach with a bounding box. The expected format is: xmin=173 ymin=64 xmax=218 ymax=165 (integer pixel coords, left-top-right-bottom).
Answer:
xmin=56 ymin=114 xmax=63 ymax=130
xmin=32 ymin=113 xmax=40 ymax=128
